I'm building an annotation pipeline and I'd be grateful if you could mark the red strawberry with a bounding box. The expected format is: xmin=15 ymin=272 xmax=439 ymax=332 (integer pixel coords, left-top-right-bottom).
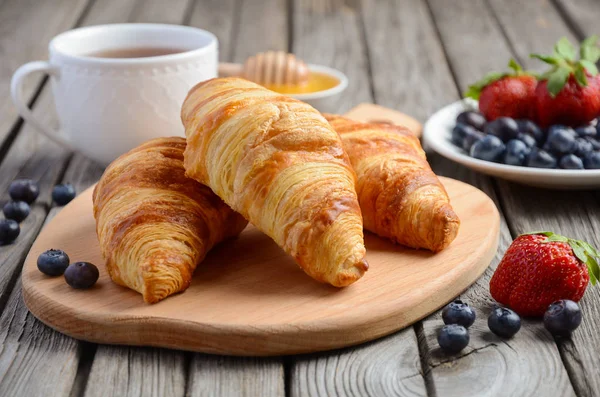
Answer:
xmin=465 ymin=59 xmax=537 ymax=121
xmin=531 ymin=36 xmax=600 ymax=128
xmin=490 ymin=232 xmax=600 ymax=317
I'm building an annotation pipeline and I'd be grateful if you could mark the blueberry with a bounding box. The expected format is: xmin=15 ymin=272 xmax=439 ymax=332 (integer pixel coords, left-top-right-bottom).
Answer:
xmin=37 ymin=249 xmax=70 ymax=276
xmin=470 ymin=135 xmax=506 ymax=162
xmin=585 ymin=137 xmax=600 ymax=150
xmin=3 ymin=201 xmax=30 ymax=222
xmin=462 ymin=129 xmax=485 ymax=152
xmin=0 ymin=219 xmax=20 ymax=245
xmin=8 ymin=179 xmax=39 ymax=204
xmin=442 ymin=299 xmax=476 ymax=328
xmin=545 ymin=125 xmax=577 ymax=155
xmin=574 ymin=138 xmax=594 ymax=158
xmin=64 ymin=262 xmax=99 ymax=289
xmin=484 ymin=117 xmax=519 ymax=142
xmin=516 ymin=133 xmax=537 ymax=149
xmin=526 ymin=148 xmax=557 ymax=169
xmin=451 ymin=123 xmax=474 ymax=146
xmin=488 ymin=307 xmax=521 ymax=338
xmin=575 ymin=125 xmax=596 ymax=138
xmin=456 ymin=111 xmax=486 ymax=131
xmin=559 ymin=154 xmax=584 ymax=169
xmin=583 ymin=151 xmax=600 ymax=169
xmin=544 ymin=300 xmax=582 ymax=337
xmin=503 ymin=139 xmax=531 ymax=166
xmin=437 ymin=324 xmax=469 ymax=354
xmin=517 ymin=119 xmax=544 ymax=144
xmin=52 ymin=183 xmax=76 ymax=206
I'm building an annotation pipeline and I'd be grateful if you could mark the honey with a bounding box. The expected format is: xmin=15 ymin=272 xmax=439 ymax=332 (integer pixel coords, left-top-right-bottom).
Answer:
xmin=263 ymin=72 xmax=339 ymax=94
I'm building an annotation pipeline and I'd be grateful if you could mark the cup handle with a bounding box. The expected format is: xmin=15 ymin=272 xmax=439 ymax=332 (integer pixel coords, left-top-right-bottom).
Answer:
xmin=11 ymin=61 xmax=72 ymax=149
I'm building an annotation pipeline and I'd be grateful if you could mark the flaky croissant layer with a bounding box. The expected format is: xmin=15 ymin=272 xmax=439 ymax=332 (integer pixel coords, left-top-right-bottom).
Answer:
xmin=325 ymin=114 xmax=460 ymax=252
xmin=182 ymin=77 xmax=368 ymax=286
xmin=93 ymin=137 xmax=247 ymax=303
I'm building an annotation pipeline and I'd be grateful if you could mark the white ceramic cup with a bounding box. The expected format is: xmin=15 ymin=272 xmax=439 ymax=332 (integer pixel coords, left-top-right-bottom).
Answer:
xmin=11 ymin=23 xmax=218 ymax=165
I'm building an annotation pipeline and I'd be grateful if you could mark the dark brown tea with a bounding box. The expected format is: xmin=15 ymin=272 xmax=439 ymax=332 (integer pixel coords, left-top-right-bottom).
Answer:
xmin=84 ymin=47 xmax=187 ymax=59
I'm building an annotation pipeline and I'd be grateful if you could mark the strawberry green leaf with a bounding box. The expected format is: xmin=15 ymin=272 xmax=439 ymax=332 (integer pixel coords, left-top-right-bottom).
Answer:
xmin=547 ymin=67 xmax=571 ymax=96
xmin=530 ymin=53 xmax=558 ymax=65
xmin=575 ymin=63 xmax=588 ymax=86
xmin=580 ymin=241 xmax=600 ymax=258
xmin=587 ymin=256 xmax=599 ymax=285
xmin=571 ymin=241 xmax=588 ymax=263
xmin=508 ymin=58 xmax=523 ymax=73
xmin=555 ymin=37 xmax=577 ymax=61
xmin=580 ymin=35 xmax=600 ymax=62
xmin=464 ymin=72 xmax=504 ymax=100
xmin=580 ymin=59 xmax=598 ymax=76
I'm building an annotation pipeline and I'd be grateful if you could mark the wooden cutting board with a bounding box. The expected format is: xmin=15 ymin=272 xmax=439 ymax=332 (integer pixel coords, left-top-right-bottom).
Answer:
xmin=22 ymin=177 xmax=499 ymax=356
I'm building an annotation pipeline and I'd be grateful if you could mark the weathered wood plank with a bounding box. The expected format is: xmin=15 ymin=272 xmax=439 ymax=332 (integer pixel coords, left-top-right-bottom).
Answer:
xmin=483 ymin=3 xmax=600 ymax=396
xmin=289 ymin=1 xmax=427 ymax=395
xmin=291 ymin=0 xmax=371 ymax=113
xmin=553 ymin=0 xmax=600 ymax=39
xmin=421 ymin=319 xmax=574 ymax=397
xmin=488 ymin=0 xmax=578 ymax=70
xmin=188 ymin=356 xmax=284 ymax=397
xmin=188 ymin=0 xmax=237 ymax=62
xmin=0 ymin=0 xmax=89 ymax=146
xmin=0 ymin=152 xmax=104 ymax=397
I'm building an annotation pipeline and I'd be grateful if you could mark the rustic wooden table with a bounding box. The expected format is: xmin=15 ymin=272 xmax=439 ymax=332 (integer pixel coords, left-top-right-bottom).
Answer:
xmin=1 ymin=0 xmax=599 ymax=396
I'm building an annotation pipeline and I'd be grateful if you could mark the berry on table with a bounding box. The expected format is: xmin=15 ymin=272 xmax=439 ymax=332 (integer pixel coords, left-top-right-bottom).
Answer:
xmin=3 ymin=201 xmax=30 ymax=222
xmin=488 ymin=307 xmax=521 ymax=338
xmin=437 ymin=324 xmax=470 ymax=354
xmin=64 ymin=262 xmax=99 ymax=289
xmin=442 ymin=299 xmax=476 ymax=328
xmin=470 ymin=135 xmax=506 ymax=162
xmin=584 ymin=151 xmax=600 ymax=169
xmin=517 ymin=119 xmax=544 ymax=144
xmin=559 ymin=154 xmax=584 ymax=169
xmin=525 ymin=148 xmax=557 ymax=168
xmin=484 ymin=117 xmax=519 ymax=142
xmin=585 ymin=136 xmax=600 ymax=150
xmin=452 ymin=123 xmax=474 ymax=146
xmin=503 ymin=139 xmax=531 ymax=166
xmin=52 ymin=183 xmax=76 ymax=206
xmin=9 ymin=179 xmax=39 ymax=204
xmin=544 ymin=300 xmax=582 ymax=337
xmin=37 ymin=249 xmax=70 ymax=276
xmin=574 ymin=137 xmax=594 ymax=158
xmin=456 ymin=111 xmax=486 ymax=131
xmin=490 ymin=232 xmax=599 ymax=317
xmin=0 ymin=219 xmax=20 ymax=245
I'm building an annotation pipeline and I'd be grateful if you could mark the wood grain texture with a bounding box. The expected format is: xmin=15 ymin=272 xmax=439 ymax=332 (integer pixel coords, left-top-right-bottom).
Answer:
xmin=361 ymin=0 xmax=459 ymax=121
xmin=0 ymin=0 xmax=89 ymax=145
xmin=292 ymin=0 xmax=371 ymax=113
xmin=553 ymin=0 xmax=600 ymax=39
xmin=290 ymin=331 xmax=426 ymax=397
xmin=22 ymin=178 xmax=499 ymax=355
xmin=83 ymin=347 xmax=186 ymax=397
xmin=488 ymin=0 xmax=577 ymax=71
xmin=188 ymin=0 xmax=236 ymax=62
xmin=421 ymin=320 xmax=575 ymax=397
xmin=188 ymin=356 xmax=284 ymax=397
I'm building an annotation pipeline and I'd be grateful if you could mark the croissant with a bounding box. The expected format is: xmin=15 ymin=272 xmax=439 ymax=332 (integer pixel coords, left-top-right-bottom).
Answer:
xmin=181 ymin=77 xmax=368 ymax=287
xmin=92 ymin=137 xmax=248 ymax=303
xmin=325 ymin=114 xmax=460 ymax=252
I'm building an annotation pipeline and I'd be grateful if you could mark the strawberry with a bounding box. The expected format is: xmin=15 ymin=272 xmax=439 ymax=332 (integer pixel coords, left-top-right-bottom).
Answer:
xmin=531 ymin=36 xmax=600 ymax=128
xmin=465 ymin=59 xmax=537 ymax=121
xmin=490 ymin=232 xmax=600 ymax=317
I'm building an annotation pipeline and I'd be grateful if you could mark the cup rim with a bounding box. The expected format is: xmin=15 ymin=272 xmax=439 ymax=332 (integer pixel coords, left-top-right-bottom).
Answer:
xmin=49 ymin=23 xmax=217 ymax=66
xmin=289 ymin=65 xmax=348 ymax=100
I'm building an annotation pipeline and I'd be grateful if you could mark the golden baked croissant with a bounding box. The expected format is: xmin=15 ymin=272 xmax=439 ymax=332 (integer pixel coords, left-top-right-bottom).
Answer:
xmin=181 ymin=77 xmax=368 ymax=287
xmin=325 ymin=114 xmax=460 ymax=252
xmin=93 ymin=137 xmax=247 ymax=303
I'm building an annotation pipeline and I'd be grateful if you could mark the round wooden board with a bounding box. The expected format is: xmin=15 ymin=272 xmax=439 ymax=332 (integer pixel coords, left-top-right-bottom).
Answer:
xmin=22 ymin=177 xmax=499 ymax=356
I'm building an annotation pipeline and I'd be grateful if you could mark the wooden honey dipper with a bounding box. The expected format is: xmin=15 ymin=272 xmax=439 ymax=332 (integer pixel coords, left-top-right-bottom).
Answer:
xmin=218 ymin=51 xmax=310 ymax=86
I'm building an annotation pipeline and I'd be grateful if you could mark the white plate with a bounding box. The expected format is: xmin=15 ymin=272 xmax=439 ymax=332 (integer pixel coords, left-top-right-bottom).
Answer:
xmin=423 ymin=99 xmax=600 ymax=189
